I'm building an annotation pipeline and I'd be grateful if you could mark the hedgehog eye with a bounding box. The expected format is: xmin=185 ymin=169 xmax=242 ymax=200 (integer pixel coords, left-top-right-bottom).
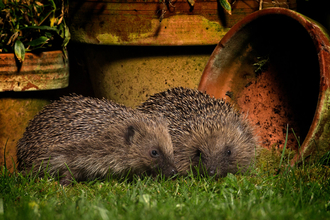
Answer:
xmin=196 ymin=150 xmax=203 ymax=159
xmin=227 ymin=150 xmax=231 ymax=156
xmin=150 ymin=149 xmax=159 ymax=158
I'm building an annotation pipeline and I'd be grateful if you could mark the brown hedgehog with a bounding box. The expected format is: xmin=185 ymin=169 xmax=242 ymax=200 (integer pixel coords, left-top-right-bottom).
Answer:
xmin=17 ymin=94 xmax=177 ymax=185
xmin=138 ymin=87 xmax=257 ymax=177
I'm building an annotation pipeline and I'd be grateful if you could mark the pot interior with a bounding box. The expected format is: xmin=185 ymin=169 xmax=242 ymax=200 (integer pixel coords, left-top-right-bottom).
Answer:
xmin=199 ymin=13 xmax=320 ymax=150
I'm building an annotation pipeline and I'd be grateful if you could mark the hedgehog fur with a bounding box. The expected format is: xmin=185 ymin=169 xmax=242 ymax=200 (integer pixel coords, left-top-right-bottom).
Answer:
xmin=138 ymin=87 xmax=257 ymax=177
xmin=17 ymin=94 xmax=177 ymax=185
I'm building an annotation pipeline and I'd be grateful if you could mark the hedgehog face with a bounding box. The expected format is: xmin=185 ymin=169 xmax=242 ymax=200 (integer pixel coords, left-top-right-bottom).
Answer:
xmin=202 ymin=142 xmax=239 ymax=178
xmin=151 ymin=147 xmax=178 ymax=178
xmin=174 ymin=121 xmax=256 ymax=178
xmin=125 ymin=122 xmax=177 ymax=178
xmin=143 ymin=145 xmax=178 ymax=178
xmin=186 ymin=135 xmax=238 ymax=177
xmin=200 ymin=126 xmax=256 ymax=178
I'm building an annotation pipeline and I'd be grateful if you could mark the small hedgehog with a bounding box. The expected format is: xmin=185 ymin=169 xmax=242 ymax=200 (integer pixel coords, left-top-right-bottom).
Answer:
xmin=138 ymin=87 xmax=257 ymax=177
xmin=17 ymin=94 xmax=177 ymax=185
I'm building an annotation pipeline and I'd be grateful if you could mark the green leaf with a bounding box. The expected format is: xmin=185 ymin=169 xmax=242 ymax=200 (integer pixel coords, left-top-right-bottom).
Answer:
xmin=218 ymin=0 xmax=232 ymax=15
xmin=0 ymin=0 xmax=5 ymax=9
xmin=45 ymin=32 xmax=53 ymax=38
xmin=14 ymin=40 xmax=25 ymax=63
xmin=26 ymin=36 xmax=49 ymax=47
xmin=58 ymin=22 xmax=70 ymax=48
xmin=20 ymin=25 xmax=58 ymax=32
xmin=49 ymin=0 xmax=56 ymax=9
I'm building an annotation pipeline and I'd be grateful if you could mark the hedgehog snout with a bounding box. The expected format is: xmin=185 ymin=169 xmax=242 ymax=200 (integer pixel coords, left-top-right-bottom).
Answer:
xmin=207 ymin=164 xmax=219 ymax=177
xmin=170 ymin=168 xmax=178 ymax=176
xmin=206 ymin=160 xmax=226 ymax=177
xmin=208 ymin=169 xmax=215 ymax=176
xmin=162 ymin=163 xmax=178 ymax=177
xmin=165 ymin=164 xmax=178 ymax=177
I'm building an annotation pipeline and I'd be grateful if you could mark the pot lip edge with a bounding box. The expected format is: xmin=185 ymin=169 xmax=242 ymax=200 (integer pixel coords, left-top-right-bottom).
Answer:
xmin=0 ymin=49 xmax=66 ymax=57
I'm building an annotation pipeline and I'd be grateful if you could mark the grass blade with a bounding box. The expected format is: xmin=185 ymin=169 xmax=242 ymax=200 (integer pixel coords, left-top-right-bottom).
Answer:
xmin=279 ymin=124 xmax=289 ymax=169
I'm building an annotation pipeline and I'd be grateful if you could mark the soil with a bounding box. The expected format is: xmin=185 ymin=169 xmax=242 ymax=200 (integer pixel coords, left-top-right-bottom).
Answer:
xmin=236 ymin=65 xmax=300 ymax=150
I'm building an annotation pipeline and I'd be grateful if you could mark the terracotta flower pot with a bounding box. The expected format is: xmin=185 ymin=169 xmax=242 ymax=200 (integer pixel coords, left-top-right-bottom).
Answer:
xmin=198 ymin=8 xmax=330 ymax=165
xmin=0 ymin=50 xmax=69 ymax=91
xmin=0 ymin=96 xmax=50 ymax=172
xmin=0 ymin=50 xmax=69 ymax=171
xmin=68 ymin=0 xmax=295 ymax=107
xmin=69 ymin=0 xmax=296 ymax=46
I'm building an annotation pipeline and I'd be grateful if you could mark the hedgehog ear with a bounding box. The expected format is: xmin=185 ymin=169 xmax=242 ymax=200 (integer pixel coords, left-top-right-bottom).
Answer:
xmin=125 ymin=125 xmax=135 ymax=145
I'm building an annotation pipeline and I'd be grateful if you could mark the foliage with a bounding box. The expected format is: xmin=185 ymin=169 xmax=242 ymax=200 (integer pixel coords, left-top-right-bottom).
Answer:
xmin=0 ymin=0 xmax=70 ymax=62
xmin=158 ymin=0 xmax=232 ymax=22
xmin=218 ymin=0 xmax=232 ymax=15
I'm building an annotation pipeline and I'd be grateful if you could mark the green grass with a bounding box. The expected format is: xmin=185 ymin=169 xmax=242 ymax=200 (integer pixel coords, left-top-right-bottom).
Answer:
xmin=1 ymin=157 xmax=330 ymax=220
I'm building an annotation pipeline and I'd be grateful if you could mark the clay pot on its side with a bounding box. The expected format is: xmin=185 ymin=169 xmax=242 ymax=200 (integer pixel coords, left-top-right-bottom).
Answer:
xmin=198 ymin=8 xmax=330 ymax=164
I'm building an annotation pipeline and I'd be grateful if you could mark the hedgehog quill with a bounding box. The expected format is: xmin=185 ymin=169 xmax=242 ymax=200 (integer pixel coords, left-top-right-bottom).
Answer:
xmin=17 ymin=94 xmax=177 ymax=185
xmin=138 ymin=87 xmax=257 ymax=177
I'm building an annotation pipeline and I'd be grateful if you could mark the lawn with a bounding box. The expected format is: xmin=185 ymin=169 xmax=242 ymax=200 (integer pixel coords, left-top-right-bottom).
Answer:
xmin=1 ymin=151 xmax=330 ymax=220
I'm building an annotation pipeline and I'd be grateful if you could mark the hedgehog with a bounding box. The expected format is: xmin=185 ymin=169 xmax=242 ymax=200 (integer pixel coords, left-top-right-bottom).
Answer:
xmin=138 ymin=87 xmax=257 ymax=177
xmin=17 ymin=94 xmax=177 ymax=185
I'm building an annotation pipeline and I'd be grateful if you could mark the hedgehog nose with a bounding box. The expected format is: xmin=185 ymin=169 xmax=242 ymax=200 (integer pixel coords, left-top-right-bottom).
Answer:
xmin=209 ymin=170 xmax=215 ymax=176
xmin=170 ymin=169 xmax=178 ymax=176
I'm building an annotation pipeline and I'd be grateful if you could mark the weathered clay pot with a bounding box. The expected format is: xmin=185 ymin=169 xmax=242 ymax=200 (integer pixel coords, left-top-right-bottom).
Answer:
xmin=0 ymin=50 xmax=69 ymax=91
xmin=0 ymin=50 xmax=69 ymax=171
xmin=69 ymin=0 xmax=295 ymax=107
xmin=0 ymin=94 xmax=50 ymax=172
xmin=69 ymin=0 xmax=296 ymax=45
xmin=198 ymin=8 xmax=330 ymax=165
xmin=80 ymin=45 xmax=215 ymax=107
